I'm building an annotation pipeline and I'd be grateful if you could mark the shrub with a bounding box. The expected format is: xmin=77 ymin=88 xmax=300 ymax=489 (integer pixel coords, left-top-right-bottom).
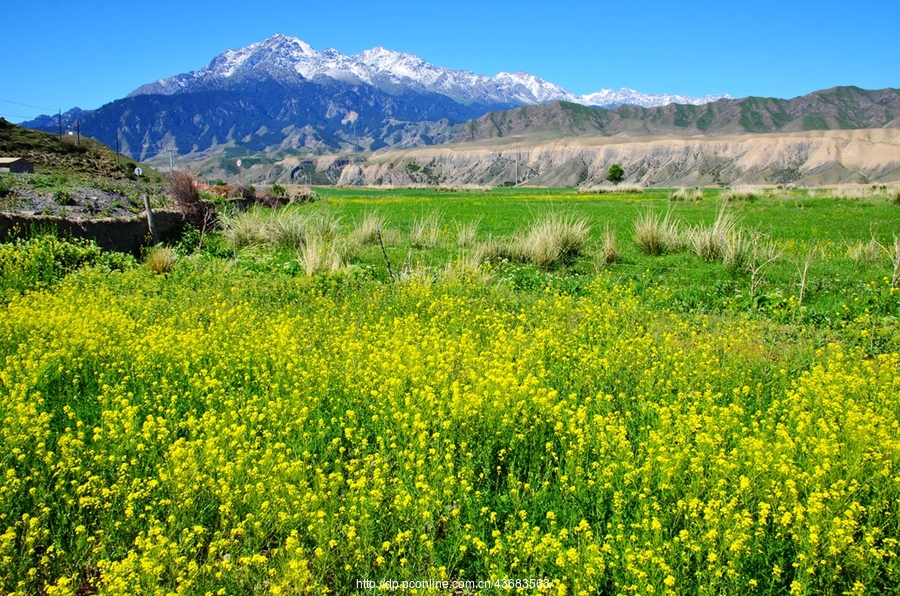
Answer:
xmin=53 ymin=189 xmax=74 ymax=206
xmin=288 ymin=186 xmax=317 ymax=204
xmin=633 ymin=209 xmax=681 ymax=256
xmin=271 ymin=184 xmax=287 ymax=199
xmin=0 ymin=174 xmax=13 ymax=198
xmin=228 ymin=183 xmax=257 ymax=201
xmin=168 ymin=171 xmax=215 ymax=229
xmin=0 ymin=233 xmax=134 ymax=294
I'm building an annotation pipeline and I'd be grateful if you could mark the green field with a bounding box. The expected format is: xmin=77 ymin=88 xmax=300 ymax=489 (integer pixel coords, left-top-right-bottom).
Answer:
xmin=1 ymin=186 xmax=899 ymax=595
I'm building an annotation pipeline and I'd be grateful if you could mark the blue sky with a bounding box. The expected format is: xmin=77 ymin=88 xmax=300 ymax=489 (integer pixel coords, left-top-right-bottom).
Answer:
xmin=2 ymin=0 xmax=898 ymax=123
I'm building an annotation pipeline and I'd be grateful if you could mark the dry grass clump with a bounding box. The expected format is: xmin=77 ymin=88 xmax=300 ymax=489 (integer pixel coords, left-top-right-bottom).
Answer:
xmin=221 ymin=208 xmax=335 ymax=250
xmin=264 ymin=209 xmax=309 ymax=249
xmin=847 ymin=238 xmax=883 ymax=267
xmin=826 ymin=185 xmax=900 ymax=203
xmin=221 ymin=210 xmax=269 ymax=249
xmin=510 ymin=213 xmax=591 ymax=269
xmin=670 ymin=187 xmax=704 ymax=201
xmin=593 ymin=223 xmax=619 ymax=268
xmin=878 ymin=235 xmax=900 ymax=287
xmin=687 ymin=205 xmax=738 ymax=262
xmin=721 ymin=185 xmax=765 ymax=202
xmin=633 ymin=209 xmax=682 ymax=256
xmin=305 ymin=212 xmax=342 ymax=241
xmin=351 ymin=210 xmax=387 ymax=246
xmin=579 ymin=184 xmax=644 ymax=195
xmin=297 ymin=234 xmax=345 ymax=276
xmin=436 ymin=185 xmax=493 ymax=193
xmin=410 ymin=211 xmax=443 ymax=249
xmin=455 ymin=218 xmax=481 ymax=248
xmin=145 ymin=246 xmax=177 ymax=275
xmin=471 ymin=235 xmax=504 ymax=264
xmin=889 ymin=186 xmax=900 ymax=204
xmin=722 ymin=229 xmax=750 ymax=273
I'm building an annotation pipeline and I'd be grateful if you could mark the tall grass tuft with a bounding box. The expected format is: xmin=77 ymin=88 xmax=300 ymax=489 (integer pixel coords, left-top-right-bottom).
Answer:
xmin=410 ymin=211 xmax=443 ymax=249
xmin=670 ymin=187 xmax=704 ymax=201
xmin=888 ymin=187 xmax=900 ymax=205
xmin=633 ymin=209 xmax=682 ymax=256
xmin=721 ymin=185 xmax=764 ymax=202
xmin=594 ymin=223 xmax=619 ymax=267
xmin=688 ymin=204 xmax=737 ymax=262
xmin=878 ymin=235 xmax=900 ymax=288
xmin=510 ymin=213 xmax=591 ymax=269
xmin=265 ymin=209 xmax=309 ymax=249
xmin=221 ymin=210 xmax=269 ymax=249
xmin=298 ymin=234 xmax=345 ymax=276
xmin=847 ymin=238 xmax=882 ymax=267
xmin=723 ymin=229 xmax=749 ymax=273
xmin=145 ymin=246 xmax=177 ymax=275
xmin=455 ymin=217 xmax=481 ymax=248
xmin=351 ymin=210 xmax=386 ymax=246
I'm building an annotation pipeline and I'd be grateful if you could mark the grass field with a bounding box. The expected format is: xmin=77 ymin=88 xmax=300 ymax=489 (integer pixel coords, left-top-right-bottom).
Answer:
xmin=1 ymin=186 xmax=899 ymax=595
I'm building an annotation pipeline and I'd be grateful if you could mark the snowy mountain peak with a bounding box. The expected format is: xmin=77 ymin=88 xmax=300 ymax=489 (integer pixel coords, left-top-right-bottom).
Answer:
xmin=578 ymin=87 xmax=731 ymax=108
xmin=129 ymin=35 xmax=729 ymax=109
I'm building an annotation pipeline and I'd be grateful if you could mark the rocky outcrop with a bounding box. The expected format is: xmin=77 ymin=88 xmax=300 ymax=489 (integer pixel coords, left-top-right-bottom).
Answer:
xmin=338 ymin=129 xmax=900 ymax=187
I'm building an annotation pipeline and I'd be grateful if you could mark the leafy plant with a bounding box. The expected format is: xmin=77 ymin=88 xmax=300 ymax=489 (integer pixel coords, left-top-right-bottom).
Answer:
xmin=606 ymin=163 xmax=625 ymax=185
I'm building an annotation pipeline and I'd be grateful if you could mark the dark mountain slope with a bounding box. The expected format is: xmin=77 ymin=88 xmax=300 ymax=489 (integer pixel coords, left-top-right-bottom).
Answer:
xmin=453 ymin=87 xmax=900 ymax=142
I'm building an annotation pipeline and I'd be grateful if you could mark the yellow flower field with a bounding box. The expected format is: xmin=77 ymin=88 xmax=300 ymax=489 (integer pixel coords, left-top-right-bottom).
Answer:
xmin=0 ymin=262 xmax=898 ymax=595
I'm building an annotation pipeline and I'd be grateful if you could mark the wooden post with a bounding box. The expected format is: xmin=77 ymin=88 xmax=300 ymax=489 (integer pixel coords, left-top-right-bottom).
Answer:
xmin=143 ymin=193 xmax=159 ymax=244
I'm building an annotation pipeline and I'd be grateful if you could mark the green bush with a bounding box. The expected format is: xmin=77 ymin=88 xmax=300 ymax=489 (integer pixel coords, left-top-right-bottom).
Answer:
xmin=0 ymin=233 xmax=135 ymax=296
xmin=53 ymin=189 xmax=74 ymax=206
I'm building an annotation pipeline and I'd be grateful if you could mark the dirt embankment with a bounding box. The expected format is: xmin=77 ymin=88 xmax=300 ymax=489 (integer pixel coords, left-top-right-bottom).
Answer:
xmin=339 ymin=129 xmax=900 ymax=187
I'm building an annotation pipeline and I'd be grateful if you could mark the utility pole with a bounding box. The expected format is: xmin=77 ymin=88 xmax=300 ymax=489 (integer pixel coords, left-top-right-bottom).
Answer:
xmin=76 ymin=120 xmax=80 ymax=146
xmin=57 ymin=110 xmax=62 ymax=141
xmin=115 ymin=133 xmax=120 ymax=166
xmin=515 ymin=144 xmax=519 ymax=187
xmin=165 ymin=147 xmax=176 ymax=172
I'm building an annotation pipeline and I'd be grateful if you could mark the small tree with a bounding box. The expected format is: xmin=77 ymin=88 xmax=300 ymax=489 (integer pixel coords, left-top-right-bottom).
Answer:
xmin=606 ymin=163 xmax=625 ymax=185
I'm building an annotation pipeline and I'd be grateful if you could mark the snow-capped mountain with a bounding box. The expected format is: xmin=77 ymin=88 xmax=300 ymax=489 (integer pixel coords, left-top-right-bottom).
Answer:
xmin=579 ymin=88 xmax=730 ymax=108
xmin=130 ymin=34 xmax=727 ymax=109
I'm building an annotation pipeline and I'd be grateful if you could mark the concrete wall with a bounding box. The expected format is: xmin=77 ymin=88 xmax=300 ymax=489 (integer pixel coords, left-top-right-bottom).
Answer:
xmin=0 ymin=210 xmax=186 ymax=256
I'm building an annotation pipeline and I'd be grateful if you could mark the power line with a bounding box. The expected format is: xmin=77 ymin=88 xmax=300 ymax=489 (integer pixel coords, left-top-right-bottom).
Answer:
xmin=0 ymin=97 xmax=56 ymax=111
xmin=0 ymin=111 xmax=39 ymax=119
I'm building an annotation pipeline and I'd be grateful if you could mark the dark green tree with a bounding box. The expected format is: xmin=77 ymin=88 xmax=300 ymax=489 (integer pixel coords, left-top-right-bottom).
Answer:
xmin=606 ymin=163 xmax=625 ymax=185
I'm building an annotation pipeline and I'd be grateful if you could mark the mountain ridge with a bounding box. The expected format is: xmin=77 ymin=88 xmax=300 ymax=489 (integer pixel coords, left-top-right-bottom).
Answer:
xmin=127 ymin=33 xmax=729 ymax=109
xmin=453 ymin=87 xmax=900 ymax=142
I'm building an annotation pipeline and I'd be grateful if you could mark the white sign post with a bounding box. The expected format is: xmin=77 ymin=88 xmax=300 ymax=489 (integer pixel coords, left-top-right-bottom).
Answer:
xmin=135 ymin=167 xmax=158 ymax=244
